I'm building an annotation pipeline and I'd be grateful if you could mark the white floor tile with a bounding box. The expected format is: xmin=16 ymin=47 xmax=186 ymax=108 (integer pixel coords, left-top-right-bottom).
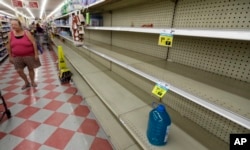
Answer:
xmin=29 ymin=109 xmax=54 ymax=123
xmin=59 ymin=115 xmax=85 ymax=131
xmin=0 ymin=134 xmax=23 ymax=150
xmin=26 ymin=124 xmax=57 ymax=144
xmin=64 ymin=132 xmax=94 ymax=150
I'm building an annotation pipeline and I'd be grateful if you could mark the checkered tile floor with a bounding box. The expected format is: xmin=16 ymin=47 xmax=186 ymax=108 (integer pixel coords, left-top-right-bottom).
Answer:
xmin=0 ymin=50 xmax=113 ymax=150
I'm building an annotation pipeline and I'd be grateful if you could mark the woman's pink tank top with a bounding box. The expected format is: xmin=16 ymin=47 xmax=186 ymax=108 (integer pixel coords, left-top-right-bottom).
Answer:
xmin=10 ymin=31 xmax=34 ymax=57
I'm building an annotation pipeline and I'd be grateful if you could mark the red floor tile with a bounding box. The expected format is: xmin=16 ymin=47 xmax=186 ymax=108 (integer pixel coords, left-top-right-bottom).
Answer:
xmin=90 ymin=137 xmax=113 ymax=150
xmin=21 ymin=88 xmax=38 ymax=95
xmin=43 ymin=100 xmax=64 ymax=111
xmin=0 ymin=116 xmax=9 ymax=123
xmin=7 ymin=79 xmax=22 ymax=84
xmin=61 ymin=83 xmax=71 ymax=87
xmin=43 ymin=91 xmax=61 ymax=100
xmin=44 ymin=112 xmax=68 ymax=127
xmin=42 ymin=74 xmax=55 ymax=78
xmin=2 ymin=92 xmax=18 ymax=100
xmin=10 ymin=74 xmax=20 ymax=78
xmin=10 ymin=120 xmax=40 ymax=138
xmin=64 ymin=87 xmax=78 ymax=94
xmin=43 ymin=84 xmax=58 ymax=91
xmin=13 ymin=139 xmax=41 ymax=150
xmin=44 ymin=128 xmax=74 ymax=149
xmin=15 ymin=106 xmax=40 ymax=119
xmin=1 ymin=101 xmax=15 ymax=108
xmin=0 ymin=132 xmax=6 ymax=140
xmin=72 ymin=105 xmax=90 ymax=117
xmin=19 ymin=96 xmax=38 ymax=105
xmin=77 ymin=118 xmax=99 ymax=136
xmin=68 ymin=95 xmax=83 ymax=104
xmin=43 ymin=78 xmax=57 ymax=83
xmin=2 ymin=85 xmax=19 ymax=91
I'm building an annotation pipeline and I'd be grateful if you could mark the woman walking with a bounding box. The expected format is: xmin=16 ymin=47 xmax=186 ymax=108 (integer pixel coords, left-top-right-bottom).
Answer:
xmin=6 ymin=18 xmax=41 ymax=90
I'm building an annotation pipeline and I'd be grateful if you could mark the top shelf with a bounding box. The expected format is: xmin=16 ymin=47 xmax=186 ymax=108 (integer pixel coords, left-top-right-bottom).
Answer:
xmin=86 ymin=27 xmax=250 ymax=41
xmin=53 ymin=0 xmax=106 ymax=20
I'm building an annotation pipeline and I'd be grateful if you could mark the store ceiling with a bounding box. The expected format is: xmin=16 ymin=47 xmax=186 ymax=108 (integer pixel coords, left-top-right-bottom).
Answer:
xmin=0 ymin=0 xmax=62 ymax=19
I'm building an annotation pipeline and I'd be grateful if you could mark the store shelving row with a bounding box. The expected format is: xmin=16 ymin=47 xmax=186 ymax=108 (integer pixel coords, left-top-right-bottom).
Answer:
xmin=0 ymin=20 xmax=10 ymax=63
xmin=52 ymin=0 xmax=250 ymax=148
xmin=52 ymin=37 xmax=209 ymax=150
xmin=56 ymin=33 xmax=250 ymax=131
xmin=0 ymin=53 xmax=8 ymax=62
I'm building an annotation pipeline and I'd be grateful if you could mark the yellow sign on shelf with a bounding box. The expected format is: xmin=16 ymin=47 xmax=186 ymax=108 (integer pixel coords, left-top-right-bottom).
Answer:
xmin=152 ymin=83 xmax=169 ymax=98
xmin=158 ymin=33 xmax=173 ymax=47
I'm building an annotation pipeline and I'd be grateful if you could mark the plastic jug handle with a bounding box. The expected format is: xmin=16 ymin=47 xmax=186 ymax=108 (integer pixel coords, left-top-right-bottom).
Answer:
xmin=152 ymin=102 xmax=158 ymax=108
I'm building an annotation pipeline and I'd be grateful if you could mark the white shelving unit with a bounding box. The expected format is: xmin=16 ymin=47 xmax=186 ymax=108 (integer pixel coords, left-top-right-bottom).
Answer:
xmin=53 ymin=0 xmax=250 ymax=149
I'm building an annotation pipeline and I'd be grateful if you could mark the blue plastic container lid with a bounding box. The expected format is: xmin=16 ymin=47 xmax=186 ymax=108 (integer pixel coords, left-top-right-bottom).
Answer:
xmin=156 ymin=104 xmax=166 ymax=112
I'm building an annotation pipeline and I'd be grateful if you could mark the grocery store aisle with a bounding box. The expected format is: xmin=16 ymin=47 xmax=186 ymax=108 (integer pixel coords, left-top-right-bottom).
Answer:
xmin=0 ymin=50 xmax=113 ymax=150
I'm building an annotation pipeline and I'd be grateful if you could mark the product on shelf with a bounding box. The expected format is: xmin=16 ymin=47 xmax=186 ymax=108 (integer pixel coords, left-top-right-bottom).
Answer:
xmin=71 ymin=10 xmax=85 ymax=45
xmin=0 ymin=19 xmax=10 ymax=62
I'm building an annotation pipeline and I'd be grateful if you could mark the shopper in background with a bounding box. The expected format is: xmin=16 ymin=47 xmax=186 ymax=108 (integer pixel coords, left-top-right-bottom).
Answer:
xmin=36 ymin=23 xmax=44 ymax=33
xmin=6 ymin=18 xmax=41 ymax=90
xmin=35 ymin=23 xmax=44 ymax=54
xmin=29 ymin=21 xmax=36 ymax=36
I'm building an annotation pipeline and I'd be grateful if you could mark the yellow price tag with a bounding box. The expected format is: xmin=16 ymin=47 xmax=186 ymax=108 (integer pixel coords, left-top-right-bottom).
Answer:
xmin=152 ymin=83 xmax=169 ymax=98
xmin=158 ymin=33 xmax=173 ymax=47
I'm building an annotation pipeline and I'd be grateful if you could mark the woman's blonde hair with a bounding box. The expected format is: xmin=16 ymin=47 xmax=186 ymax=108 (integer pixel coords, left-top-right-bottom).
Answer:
xmin=10 ymin=18 xmax=22 ymax=27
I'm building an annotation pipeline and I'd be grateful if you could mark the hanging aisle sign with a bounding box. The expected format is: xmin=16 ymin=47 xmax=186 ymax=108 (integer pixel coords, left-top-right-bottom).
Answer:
xmin=11 ymin=0 xmax=23 ymax=8
xmin=28 ymin=1 xmax=39 ymax=9
xmin=152 ymin=82 xmax=169 ymax=98
xmin=158 ymin=33 xmax=173 ymax=47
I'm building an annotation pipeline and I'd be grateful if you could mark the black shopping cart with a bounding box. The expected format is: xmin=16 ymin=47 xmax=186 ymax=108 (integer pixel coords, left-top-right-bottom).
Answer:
xmin=0 ymin=90 xmax=11 ymax=122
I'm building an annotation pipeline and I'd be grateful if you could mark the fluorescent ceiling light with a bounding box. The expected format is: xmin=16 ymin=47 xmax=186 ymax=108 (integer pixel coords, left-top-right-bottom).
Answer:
xmin=46 ymin=1 xmax=65 ymax=19
xmin=0 ymin=0 xmax=28 ymax=18
xmin=26 ymin=8 xmax=34 ymax=18
xmin=0 ymin=10 xmax=15 ymax=17
xmin=87 ymin=0 xmax=105 ymax=8
xmin=40 ymin=0 xmax=48 ymax=18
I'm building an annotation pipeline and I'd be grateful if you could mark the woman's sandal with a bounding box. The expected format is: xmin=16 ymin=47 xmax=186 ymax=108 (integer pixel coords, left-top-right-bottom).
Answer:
xmin=31 ymin=83 xmax=37 ymax=87
xmin=21 ymin=83 xmax=30 ymax=90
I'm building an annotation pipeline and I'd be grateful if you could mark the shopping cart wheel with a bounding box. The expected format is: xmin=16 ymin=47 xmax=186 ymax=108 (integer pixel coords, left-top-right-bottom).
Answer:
xmin=6 ymin=109 xmax=11 ymax=118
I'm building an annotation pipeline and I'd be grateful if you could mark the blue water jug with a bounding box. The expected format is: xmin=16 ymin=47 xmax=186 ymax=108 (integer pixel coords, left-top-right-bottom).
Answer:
xmin=147 ymin=103 xmax=171 ymax=146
